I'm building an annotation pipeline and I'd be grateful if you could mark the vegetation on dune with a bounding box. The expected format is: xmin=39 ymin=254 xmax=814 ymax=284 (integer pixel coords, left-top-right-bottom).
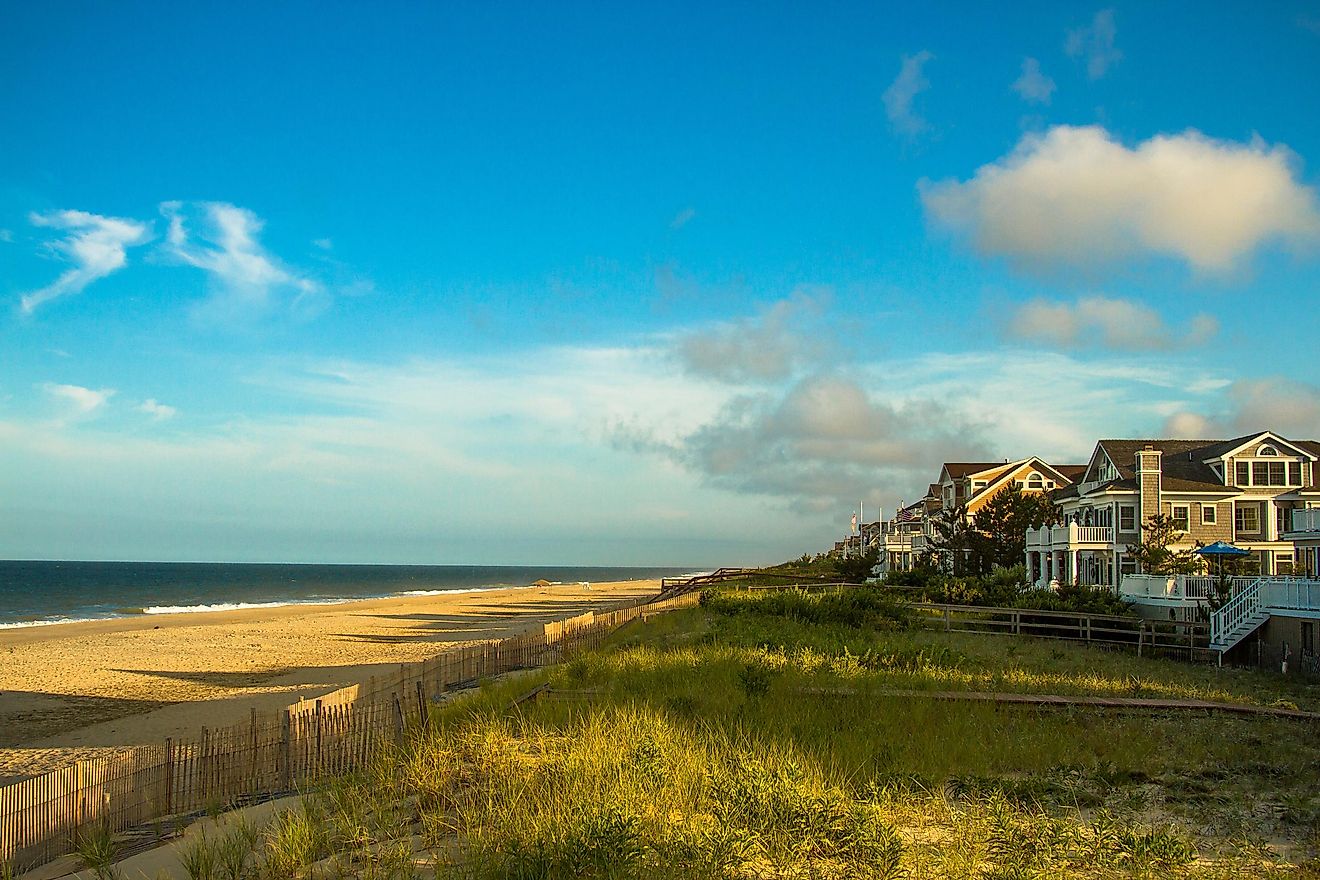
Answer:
xmin=885 ymin=564 xmax=1134 ymax=615
xmin=155 ymin=589 xmax=1320 ymax=878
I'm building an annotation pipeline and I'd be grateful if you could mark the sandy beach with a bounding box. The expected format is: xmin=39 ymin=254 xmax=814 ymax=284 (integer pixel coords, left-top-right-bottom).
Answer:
xmin=0 ymin=579 xmax=660 ymax=783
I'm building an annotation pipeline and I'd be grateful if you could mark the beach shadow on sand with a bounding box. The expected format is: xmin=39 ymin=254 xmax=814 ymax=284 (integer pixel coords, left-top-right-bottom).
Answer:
xmin=0 ymin=690 xmax=173 ymax=747
xmin=106 ymin=668 xmax=304 ymax=688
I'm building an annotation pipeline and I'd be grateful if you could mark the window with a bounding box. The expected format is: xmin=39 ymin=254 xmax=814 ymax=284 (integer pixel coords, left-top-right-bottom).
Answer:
xmin=1027 ymin=474 xmax=1044 ymax=490
xmin=1235 ymin=503 xmax=1260 ymax=534
xmin=1278 ymin=553 xmax=1296 ymax=576
xmin=1290 ymin=462 xmax=1302 ymax=485
xmin=1119 ymin=557 xmax=1138 ymax=575
xmin=1201 ymin=504 xmax=1217 ymax=525
xmin=1258 ymin=445 xmax=1279 ymax=456
xmin=1171 ymin=505 xmax=1190 ymax=532
xmin=1236 ymin=461 xmax=1250 ymax=486
xmin=1303 ymin=621 xmax=1315 ymax=655
xmin=1119 ymin=505 xmax=1136 ymax=532
xmin=1253 ymin=461 xmax=1287 ymax=486
xmin=1278 ymin=505 xmax=1288 ymax=537
xmin=972 ymin=481 xmax=986 ymax=492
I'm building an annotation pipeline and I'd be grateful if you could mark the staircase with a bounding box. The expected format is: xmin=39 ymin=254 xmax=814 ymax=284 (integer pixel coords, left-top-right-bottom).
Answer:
xmin=1209 ymin=577 xmax=1268 ymax=656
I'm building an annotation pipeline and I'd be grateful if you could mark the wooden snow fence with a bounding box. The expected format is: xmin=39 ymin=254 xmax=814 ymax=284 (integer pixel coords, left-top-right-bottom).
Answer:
xmin=0 ymin=590 xmax=702 ymax=872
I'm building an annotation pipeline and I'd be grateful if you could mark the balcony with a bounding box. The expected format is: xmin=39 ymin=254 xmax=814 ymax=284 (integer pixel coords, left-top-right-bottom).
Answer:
xmin=1287 ymin=508 xmax=1320 ymax=535
xmin=1025 ymin=523 xmax=1115 ymax=550
xmin=1120 ymin=574 xmax=1260 ymax=602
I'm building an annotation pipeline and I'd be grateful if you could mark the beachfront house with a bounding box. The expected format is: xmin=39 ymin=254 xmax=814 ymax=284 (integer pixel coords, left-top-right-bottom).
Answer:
xmin=1023 ymin=432 xmax=1320 ymax=666
xmin=879 ymin=458 xmax=1082 ymax=575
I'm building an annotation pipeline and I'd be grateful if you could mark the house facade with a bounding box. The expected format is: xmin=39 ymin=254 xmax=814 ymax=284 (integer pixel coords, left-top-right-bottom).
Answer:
xmin=1025 ymin=432 xmax=1320 ymax=593
xmin=878 ymin=457 xmax=1082 ymax=575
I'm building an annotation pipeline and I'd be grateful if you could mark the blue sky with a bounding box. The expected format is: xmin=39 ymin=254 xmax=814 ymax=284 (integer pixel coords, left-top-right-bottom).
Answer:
xmin=2 ymin=2 xmax=1319 ymax=565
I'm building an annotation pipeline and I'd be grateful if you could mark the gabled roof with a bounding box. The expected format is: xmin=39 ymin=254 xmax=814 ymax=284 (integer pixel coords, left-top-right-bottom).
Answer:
xmin=1197 ymin=431 xmax=1320 ymax=462
xmin=1095 ymin=439 xmax=1226 ymax=490
xmin=1055 ymin=464 xmax=1087 ymax=482
xmin=939 ymin=462 xmax=1011 ymax=481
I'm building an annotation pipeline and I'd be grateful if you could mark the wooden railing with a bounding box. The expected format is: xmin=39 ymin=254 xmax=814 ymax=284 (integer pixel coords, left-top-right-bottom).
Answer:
xmin=0 ymin=592 xmax=702 ymax=873
xmin=911 ymin=602 xmax=1211 ymax=658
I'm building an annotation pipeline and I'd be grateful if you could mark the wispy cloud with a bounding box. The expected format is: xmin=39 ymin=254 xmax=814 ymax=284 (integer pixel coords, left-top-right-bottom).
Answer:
xmin=669 ymin=208 xmax=696 ymax=230
xmin=42 ymin=382 xmax=115 ymax=417
xmin=160 ymin=201 xmax=323 ymax=318
xmin=673 ymin=291 xmax=834 ymax=384
xmin=137 ymin=398 xmax=177 ymax=421
xmin=1007 ymin=296 xmax=1217 ymax=351
xmin=882 ymin=50 xmax=935 ymax=138
xmin=1298 ymin=14 xmax=1320 ymax=35
xmin=1066 ymin=8 xmax=1122 ymax=79
xmin=1012 ymin=57 xmax=1056 ymax=104
xmin=19 ymin=210 xmax=151 ymax=314
xmin=0 ymin=228 xmax=13 ymax=243
xmin=921 ymin=125 xmax=1320 ymax=275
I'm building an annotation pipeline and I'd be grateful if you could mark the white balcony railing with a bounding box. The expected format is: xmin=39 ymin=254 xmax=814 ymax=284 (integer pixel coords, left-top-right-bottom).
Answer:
xmin=1025 ymin=523 xmax=1115 ymax=550
xmin=1261 ymin=578 xmax=1320 ymax=611
xmin=1121 ymin=574 xmax=1292 ymax=602
xmin=1290 ymin=508 xmax=1320 ymax=535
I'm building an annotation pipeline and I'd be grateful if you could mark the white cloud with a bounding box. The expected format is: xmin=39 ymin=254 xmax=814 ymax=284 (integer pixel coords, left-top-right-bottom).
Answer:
xmin=1008 ymin=296 xmax=1217 ymax=350
xmin=160 ymin=201 xmax=322 ymax=316
xmin=312 ymin=238 xmax=333 ymax=250
xmin=1066 ymin=8 xmax=1122 ymax=79
xmin=670 ymin=208 xmax=696 ymax=230
xmin=674 ymin=292 xmax=833 ymax=384
xmin=1166 ymin=378 xmax=1320 ymax=440
xmin=1012 ymin=57 xmax=1056 ymax=104
xmin=882 ymin=50 xmax=934 ymax=138
xmin=665 ymin=374 xmax=990 ymax=511
xmin=19 ymin=210 xmax=151 ymax=314
xmin=138 ymin=399 xmax=177 ymax=421
xmin=920 ymin=125 xmax=1320 ymax=274
xmin=42 ymin=382 xmax=115 ymax=416
xmin=0 ymin=228 xmax=13 ymax=243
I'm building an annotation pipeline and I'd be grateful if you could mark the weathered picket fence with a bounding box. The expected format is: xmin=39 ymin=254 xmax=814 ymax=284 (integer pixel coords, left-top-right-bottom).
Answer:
xmin=0 ymin=591 xmax=701 ymax=872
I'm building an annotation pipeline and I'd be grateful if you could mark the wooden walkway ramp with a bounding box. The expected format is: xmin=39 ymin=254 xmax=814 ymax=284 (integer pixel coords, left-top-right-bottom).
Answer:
xmin=861 ymin=688 xmax=1320 ymax=720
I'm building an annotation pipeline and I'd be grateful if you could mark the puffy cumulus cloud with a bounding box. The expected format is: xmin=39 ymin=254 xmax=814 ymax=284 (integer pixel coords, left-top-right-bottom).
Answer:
xmin=20 ymin=210 xmax=152 ymax=313
xmin=1012 ymin=57 xmax=1056 ymax=104
xmin=1066 ymin=8 xmax=1122 ymax=80
xmin=674 ymin=292 xmax=832 ymax=384
xmin=882 ymin=50 xmax=934 ymax=138
xmin=138 ymin=398 xmax=177 ymax=421
xmin=667 ymin=374 xmax=991 ymax=511
xmin=1008 ymin=296 xmax=1217 ymax=351
xmin=921 ymin=125 xmax=1320 ymax=274
xmin=42 ymin=382 xmax=115 ymax=416
xmin=1162 ymin=377 xmax=1320 ymax=440
xmin=160 ymin=201 xmax=323 ymax=317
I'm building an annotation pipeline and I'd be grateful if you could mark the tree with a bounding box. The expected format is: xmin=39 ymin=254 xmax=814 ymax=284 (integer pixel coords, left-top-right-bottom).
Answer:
xmin=835 ymin=547 xmax=880 ymax=583
xmin=927 ymin=504 xmax=991 ymax=576
xmin=970 ymin=484 xmax=1060 ymax=572
xmin=1125 ymin=513 xmax=1201 ymax=575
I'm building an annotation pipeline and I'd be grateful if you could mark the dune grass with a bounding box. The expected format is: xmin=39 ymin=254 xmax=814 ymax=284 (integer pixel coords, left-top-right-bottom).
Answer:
xmin=164 ymin=588 xmax=1320 ymax=877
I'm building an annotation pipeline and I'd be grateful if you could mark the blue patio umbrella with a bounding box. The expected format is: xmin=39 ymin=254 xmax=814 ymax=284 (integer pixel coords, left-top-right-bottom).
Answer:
xmin=1195 ymin=541 xmax=1251 ymax=577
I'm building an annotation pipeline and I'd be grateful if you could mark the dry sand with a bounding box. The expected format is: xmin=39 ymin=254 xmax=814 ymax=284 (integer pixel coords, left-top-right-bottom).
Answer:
xmin=0 ymin=579 xmax=659 ymax=784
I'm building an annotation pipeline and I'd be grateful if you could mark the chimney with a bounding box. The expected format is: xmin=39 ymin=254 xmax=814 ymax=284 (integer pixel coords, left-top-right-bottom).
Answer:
xmin=1136 ymin=446 xmax=1162 ymax=539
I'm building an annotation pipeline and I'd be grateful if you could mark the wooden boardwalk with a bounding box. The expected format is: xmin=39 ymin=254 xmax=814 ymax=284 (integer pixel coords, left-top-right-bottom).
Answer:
xmin=829 ymin=688 xmax=1320 ymax=720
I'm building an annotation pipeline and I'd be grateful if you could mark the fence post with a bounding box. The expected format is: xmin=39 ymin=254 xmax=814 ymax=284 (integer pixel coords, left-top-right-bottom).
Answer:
xmin=392 ymin=693 xmax=405 ymax=744
xmin=415 ymin=680 xmax=429 ymax=726
xmin=944 ymin=607 xmax=951 ymax=632
xmin=279 ymin=710 xmax=291 ymax=791
xmin=163 ymin=738 xmax=174 ymax=815
xmin=1137 ymin=621 xmax=1143 ymax=657
xmin=315 ymin=700 xmax=323 ymax=777
xmin=249 ymin=708 xmax=258 ymax=788
xmin=1086 ymin=617 xmax=1092 ymax=643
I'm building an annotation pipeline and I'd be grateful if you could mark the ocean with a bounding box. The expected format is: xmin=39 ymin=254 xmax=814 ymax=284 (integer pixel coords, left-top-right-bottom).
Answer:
xmin=0 ymin=561 xmax=700 ymax=629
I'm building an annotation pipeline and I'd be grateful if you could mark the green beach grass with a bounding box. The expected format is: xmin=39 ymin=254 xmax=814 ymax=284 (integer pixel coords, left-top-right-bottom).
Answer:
xmin=163 ymin=587 xmax=1320 ymax=878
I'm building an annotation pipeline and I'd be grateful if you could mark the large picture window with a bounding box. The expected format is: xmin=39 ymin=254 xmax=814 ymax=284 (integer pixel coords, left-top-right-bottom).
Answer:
xmin=1252 ymin=461 xmax=1287 ymax=486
